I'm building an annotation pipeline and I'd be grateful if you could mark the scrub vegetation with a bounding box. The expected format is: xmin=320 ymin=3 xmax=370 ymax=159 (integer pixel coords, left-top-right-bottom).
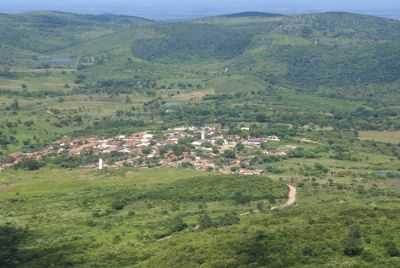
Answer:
xmin=1 ymin=10 xmax=400 ymax=268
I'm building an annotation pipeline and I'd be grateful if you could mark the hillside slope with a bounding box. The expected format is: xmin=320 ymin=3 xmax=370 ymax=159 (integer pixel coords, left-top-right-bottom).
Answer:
xmin=0 ymin=11 xmax=152 ymax=66
xmin=130 ymin=12 xmax=400 ymax=89
xmin=1 ymin=11 xmax=400 ymax=96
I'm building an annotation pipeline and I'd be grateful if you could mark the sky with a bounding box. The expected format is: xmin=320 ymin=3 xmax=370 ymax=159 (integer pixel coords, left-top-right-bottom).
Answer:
xmin=1 ymin=0 xmax=399 ymax=19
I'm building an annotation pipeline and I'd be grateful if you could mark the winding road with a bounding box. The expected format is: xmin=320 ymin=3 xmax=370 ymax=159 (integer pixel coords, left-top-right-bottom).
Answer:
xmin=271 ymin=184 xmax=297 ymax=210
xmin=282 ymin=184 xmax=297 ymax=208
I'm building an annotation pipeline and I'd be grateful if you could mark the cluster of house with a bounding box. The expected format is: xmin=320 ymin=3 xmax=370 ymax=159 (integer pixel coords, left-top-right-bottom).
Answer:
xmin=0 ymin=126 xmax=293 ymax=175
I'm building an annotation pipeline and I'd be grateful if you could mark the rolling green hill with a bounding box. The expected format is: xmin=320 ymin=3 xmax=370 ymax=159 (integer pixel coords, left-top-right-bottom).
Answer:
xmin=1 ymin=11 xmax=400 ymax=268
xmin=2 ymin=11 xmax=400 ymax=90
xmin=0 ymin=11 xmax=152 ymax=66
xmin=1 ymin=11 xmax=400 ymax=154
xmin=131 ymin=23 xmax=253 ymax=62
xmin=87 ymin=11 xmax=400 ymax=90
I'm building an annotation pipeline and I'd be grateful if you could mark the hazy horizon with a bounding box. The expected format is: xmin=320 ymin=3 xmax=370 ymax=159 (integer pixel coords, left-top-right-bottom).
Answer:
xmin=0 ymin=0 xmax=399 ymax=19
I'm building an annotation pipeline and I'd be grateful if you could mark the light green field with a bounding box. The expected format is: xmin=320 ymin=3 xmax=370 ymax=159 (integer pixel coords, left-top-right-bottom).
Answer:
xmin=210 ymin=74 xmax=267 ymax=94
xmin=0 ymin=70 xmax=76 ymax=92
xmin=359 ymin=131 xmax=400 ymax=144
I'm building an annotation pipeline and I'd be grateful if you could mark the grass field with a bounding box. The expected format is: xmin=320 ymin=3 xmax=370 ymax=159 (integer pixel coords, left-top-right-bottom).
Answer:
xmin=359 ymin=131 xmax=400 ymax=144
xmin=0 ymin=71 xmax=75 ymax=92
xmin=210 ymin=75 xmax=267 ymax=94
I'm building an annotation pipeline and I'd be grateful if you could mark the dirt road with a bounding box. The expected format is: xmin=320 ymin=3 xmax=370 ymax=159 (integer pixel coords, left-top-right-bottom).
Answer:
xmin=283 ymin=184 xmax=297 ymax=207
xmin=272 ymin=184 xmax=297 ymax=210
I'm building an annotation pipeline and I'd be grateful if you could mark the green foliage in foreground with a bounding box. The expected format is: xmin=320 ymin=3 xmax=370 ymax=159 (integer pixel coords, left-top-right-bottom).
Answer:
xmin=0 ymin=167 xmax=399 ymax=267
xmin=0 ymin=168 xmax=287 ymax=267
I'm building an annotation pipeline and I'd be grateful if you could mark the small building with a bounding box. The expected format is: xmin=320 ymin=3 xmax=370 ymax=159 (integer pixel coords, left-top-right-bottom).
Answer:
xmin=267 ymin=136 xmax=280 ymax=142
xmin=192 ymin=141 xmax=202 ymax=147
xmin=98 ymin=158 xmax=104 ymax=170
xmin=119 ymin=148 xmax=131 ymax=154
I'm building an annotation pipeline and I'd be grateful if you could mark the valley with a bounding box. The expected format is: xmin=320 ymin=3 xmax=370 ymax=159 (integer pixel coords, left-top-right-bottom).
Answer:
xmin=0 ymin=10 xmax=400 ymax=268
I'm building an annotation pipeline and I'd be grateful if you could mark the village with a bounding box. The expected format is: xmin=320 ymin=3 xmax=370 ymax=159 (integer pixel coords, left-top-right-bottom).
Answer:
xmin=0 ymin=126 xmax=296 ymax=175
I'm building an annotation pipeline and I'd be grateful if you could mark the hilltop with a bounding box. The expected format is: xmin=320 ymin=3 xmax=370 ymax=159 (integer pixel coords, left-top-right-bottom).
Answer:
xmin=2 ymin=10 xmax=400 ymax=90
xmin=0 ymin=11 xmax=152 ymax=66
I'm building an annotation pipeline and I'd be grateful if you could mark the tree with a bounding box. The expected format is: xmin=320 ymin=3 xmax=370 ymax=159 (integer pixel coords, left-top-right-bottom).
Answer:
xmin=142 ymin=147 xmax=152 ymax=155
xmin=198 ymin=213 xmax=213 ymax=229
xmin=288 ymin=148 xmax=305 ymax=158
xmin=216 ymin=139 xmax=225 ymax=146
xmin=386 ymin=241 xmax=400 ymax=257
xmin=173 ymin=144 xmax=185 ymax=157
xmin=235 ymin=143 xmax=245 ymax=152
xmin=15 ymin=159 xmax=44 ymax=171
xmin=112 ymin=199 xmax=127 ymax=210
xmin=8 ymin=99 xmax=19 ymax=111
xmin=343 ymin=225 xmax=364 ymax=257
xmin=230 ymin=166 xmax=239 ymax=173
xmin=212 ymin=146 xmax=219 ymax=154
xmin=223 ymin=150 xmax=236 ymax=159
xmin=169 ymin=216 xmax=187 ymax=233
xmin=233 ymin=192 xmax=251 ymax=205
xmin=256 ymin=202 xmax=266 ymax=212
xmin=314 ymin=163 xmax=329 ymax=174
xmin=256 ymin=113 xmax=267 ymax=123
xmin=301 ymin=27 xmax=313 ymax=38
xmin=218 ymin=212 xmax=240 ymax=226
xmin=0 ymin=225 xmax=26 ymax=268
xmin=180 ymin=162 xmax=194 ymax=169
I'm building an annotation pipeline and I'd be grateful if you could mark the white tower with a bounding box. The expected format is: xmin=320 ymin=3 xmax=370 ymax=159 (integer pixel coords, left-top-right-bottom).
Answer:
xmin=98 ymin=158 xmax=104 ymax=170
xmin=201 ymin=129 xmax=206 ymax=140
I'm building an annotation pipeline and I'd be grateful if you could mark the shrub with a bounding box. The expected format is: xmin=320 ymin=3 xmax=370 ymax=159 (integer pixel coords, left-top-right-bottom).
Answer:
xmin=217 ymin=212 xmax=240 ymax=227
xmin=344 ymin=237 xmax=364 ymax=257
xmin=180 ymin=162 xmax=194 ymax=169
xmin=361 ymin=250 xmax=376 ymax=262
xmin=232 ymin=192 xmax=251 ymax=205
xmin=112 ymin=199 xmax=127 ymax=210
xmin=223 ymin=150 xmax=236 ymax=159
xmin=198 ymin=213 xmax=214 ymax=229
xmin=256 ymin=113 xmax=267 ymax=123
xmin=343 ymin=225 xmax=364 ymax=257
xmin=142 ymin=146 xmax=152 ymax=155
xmin=386 ymin=241 xmax=400 ymax=257
xmin=169 ymin=216 xmax=188 ymax=233
xmin=0 ymin=225 xmax=26 ymax=267
xmin=15 ymin=159 xmax=44 ymax=171
xmin=302 ymin=246 xmax=314 ymax=257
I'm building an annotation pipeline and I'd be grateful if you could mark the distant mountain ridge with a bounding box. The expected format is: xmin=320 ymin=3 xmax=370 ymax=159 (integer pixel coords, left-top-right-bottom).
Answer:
xmin=9 ymin=10 xmax=154 ymax=24
xmin=1 ymin=10 xmax=400 ymax=91
xmin=222 ymin=11 xmax=284 ymax=18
